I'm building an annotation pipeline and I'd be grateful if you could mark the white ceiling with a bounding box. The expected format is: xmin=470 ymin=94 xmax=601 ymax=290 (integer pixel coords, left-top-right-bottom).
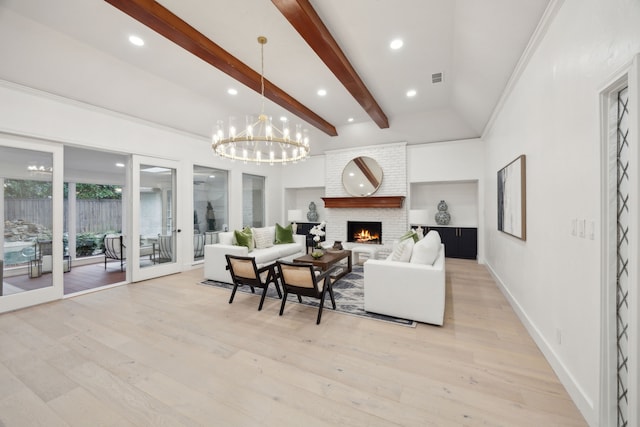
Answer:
xmin=0 ymin=0 xmax=550 ymax=157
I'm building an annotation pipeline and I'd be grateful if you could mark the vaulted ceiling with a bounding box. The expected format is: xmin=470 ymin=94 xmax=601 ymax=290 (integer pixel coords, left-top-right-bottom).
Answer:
xmin=0 ymin=0 xmax=550 ymax=155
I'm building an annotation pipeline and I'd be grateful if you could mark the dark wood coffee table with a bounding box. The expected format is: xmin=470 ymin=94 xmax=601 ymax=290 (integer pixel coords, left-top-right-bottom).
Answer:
xmin=293 ymin=249 xmax=352 ymax=281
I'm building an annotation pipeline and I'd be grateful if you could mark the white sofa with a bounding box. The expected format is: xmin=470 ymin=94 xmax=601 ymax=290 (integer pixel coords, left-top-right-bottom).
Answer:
xmin=363 ymin=231 xmax=445 ymax=325
xmin=204 ymin=227 xmax=306 ymax=283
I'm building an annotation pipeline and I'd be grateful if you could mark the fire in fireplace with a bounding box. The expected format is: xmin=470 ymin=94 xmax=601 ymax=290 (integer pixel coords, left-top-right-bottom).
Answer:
xmin=347 ymin=221 xmax=382 ymax=244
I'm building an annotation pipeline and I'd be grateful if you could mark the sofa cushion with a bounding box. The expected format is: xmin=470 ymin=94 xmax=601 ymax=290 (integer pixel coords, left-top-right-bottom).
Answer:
xmin=218 ymin=231 xmax=235 ymax=245
xmin=410 ymin=230 xmax=441 ymax=265
xmin=275 ymin=223 xmax=295 ymax=244
xmin=388 ymin=237 xmax=414 ymax=262
xmin=234 ymin=227 xmax=254 ymax=251
xmin=253 ymin=226 xmax=275 ymax=249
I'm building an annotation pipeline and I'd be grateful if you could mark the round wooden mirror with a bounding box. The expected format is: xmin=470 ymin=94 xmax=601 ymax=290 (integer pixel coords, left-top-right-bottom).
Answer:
xmin=341 ymin=156 xmax=383 ymax=197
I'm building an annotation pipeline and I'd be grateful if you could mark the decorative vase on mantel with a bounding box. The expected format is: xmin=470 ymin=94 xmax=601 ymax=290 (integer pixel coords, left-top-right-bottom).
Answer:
xmin=435 ymin=200 xmax=451 ymax=225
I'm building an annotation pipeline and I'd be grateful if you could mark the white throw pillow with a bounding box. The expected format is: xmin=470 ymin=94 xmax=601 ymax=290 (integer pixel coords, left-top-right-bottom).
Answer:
xmin=426 ymin=229 xmax=442 ymax=245
xmin=410 ymin=230 xmax=441 ymax=265
xmin=253 ymin=227 xmax=274 ymax=249
xmin=390 ymin=237 xmax=414 ymax=262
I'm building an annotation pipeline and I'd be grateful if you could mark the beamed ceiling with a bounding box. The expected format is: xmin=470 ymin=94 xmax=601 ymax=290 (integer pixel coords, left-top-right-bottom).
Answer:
xmin=0 ymin=0 xmax=551 ymax=155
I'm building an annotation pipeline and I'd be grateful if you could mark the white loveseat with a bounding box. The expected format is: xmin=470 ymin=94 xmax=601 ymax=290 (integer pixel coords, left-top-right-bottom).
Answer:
xmin=363 ymin=230 xmax=446 ymax=325
xmin=204 ymin=226 xmax=306 ymax=283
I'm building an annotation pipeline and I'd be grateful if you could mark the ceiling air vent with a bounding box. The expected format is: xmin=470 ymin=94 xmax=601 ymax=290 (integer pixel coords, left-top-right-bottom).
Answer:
xmin=432 ymin=72 xmax=443 ymax=84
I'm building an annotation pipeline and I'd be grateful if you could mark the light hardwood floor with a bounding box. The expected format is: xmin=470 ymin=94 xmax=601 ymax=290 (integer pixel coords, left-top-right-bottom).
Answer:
xmin=0 ymin=259 xmax=586 ymax=426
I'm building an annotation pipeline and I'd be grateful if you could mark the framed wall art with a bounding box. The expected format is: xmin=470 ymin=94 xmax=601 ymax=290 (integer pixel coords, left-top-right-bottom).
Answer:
xmin=497 ymin=155 xmax=526 ymax=240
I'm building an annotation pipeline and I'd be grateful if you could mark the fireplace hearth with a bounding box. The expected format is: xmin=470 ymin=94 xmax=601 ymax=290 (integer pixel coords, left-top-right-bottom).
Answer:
xmin=347 ymin=221 xmax=382 ymax=244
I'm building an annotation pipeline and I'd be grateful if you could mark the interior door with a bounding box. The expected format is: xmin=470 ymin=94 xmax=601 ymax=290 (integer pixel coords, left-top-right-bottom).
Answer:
xmin=131 ymin=156 xmax=182 ymax=282
xmin=0 ymin=139 xmax=64 ymax=314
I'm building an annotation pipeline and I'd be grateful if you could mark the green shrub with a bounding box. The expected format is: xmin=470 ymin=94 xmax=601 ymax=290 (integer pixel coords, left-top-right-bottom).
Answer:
xmin=76 ymin=233 xmax=99 ymax=256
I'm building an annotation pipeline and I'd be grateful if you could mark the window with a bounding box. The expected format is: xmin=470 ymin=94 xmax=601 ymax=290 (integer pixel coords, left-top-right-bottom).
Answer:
xmin=242 ymin=174 xmax=265 ymax=228
xmin=193 ymin=166 xmax=228 ymax=260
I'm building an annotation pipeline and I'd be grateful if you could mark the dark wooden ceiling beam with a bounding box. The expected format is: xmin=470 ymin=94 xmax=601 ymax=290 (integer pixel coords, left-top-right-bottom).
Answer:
xmin=272 ymin=0 xmax=389 ymax=129
xmin=104 ymin=0 xmax=337 ymax=136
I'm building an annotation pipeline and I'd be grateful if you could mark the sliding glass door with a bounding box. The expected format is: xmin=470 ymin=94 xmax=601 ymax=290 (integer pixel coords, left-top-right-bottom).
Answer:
xmin=0 ymin=139 xmax=63 ymax=313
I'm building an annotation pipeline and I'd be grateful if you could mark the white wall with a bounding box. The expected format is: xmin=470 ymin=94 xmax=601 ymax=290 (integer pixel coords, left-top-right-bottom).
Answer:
xmin=0 ymin=81 xmax=284 ymax=268
xmin=408 ymin=139 xmax=485 ymax=261
xmin=482 ymin=0 xmax=640 ymax=425
xmin=410 ymin=181 xmax=478 ymax=227
xmin=282 ymin=156 xmax=326 ymax=223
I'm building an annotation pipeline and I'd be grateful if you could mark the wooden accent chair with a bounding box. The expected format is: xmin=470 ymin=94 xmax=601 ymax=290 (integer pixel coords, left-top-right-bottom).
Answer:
xmin=275 ymin=260 xmax=338 ymax=324
xmin=104 ymin=235 xmax=125 ymax=271
xmin=225 ymin=255 xmax=282 ymax=311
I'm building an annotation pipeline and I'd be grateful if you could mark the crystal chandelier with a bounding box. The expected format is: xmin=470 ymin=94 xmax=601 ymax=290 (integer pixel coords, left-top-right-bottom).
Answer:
xmin=212 ymin=36 xmax=310 ymax=165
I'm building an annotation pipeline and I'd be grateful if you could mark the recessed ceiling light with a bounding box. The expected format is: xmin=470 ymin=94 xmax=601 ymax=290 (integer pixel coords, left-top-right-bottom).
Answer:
xmin=317 ymin=89 xmax=327 ymax=97
xmin=128 ymin=35 xmax=144 ymax=46
xmin=280 ymin=116 xmax=288 ymax=122
xmin=347 ymin=117 xmax=354 ymax=122
xmin=209 ymin=175 xmax=215 ymax=179
xmin=115 ymin=162 xmax=125 ymax=168
xmin=390 ymin=38 xmax=403 ymax=50
xmin=227 ymin=88 xmax=238 ymax=95
xmin=406 ymin=89 xmax=417 ymax=97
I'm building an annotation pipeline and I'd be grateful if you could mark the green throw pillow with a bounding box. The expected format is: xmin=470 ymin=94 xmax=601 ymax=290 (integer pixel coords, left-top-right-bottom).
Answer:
xmin=399 ymin=229 xmax=419 ymax=243
xmin=275 ymin=223 xmax=295 ymax=244
xmin=234 ymin=226 xmax=254 ymax=251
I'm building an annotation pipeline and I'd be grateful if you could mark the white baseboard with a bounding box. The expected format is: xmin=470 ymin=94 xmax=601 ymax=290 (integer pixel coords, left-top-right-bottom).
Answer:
xmin=484 ymin=261 xmax=596 ymax=427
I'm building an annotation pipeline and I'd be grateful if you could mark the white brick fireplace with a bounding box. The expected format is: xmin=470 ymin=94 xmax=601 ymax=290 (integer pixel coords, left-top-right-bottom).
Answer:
xmin=323 ymin=142 xmax=408 ymax=246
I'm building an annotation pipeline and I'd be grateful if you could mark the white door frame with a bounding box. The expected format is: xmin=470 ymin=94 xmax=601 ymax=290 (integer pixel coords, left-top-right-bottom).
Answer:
xmin=600 ymin=54 xmax=640 ymax=427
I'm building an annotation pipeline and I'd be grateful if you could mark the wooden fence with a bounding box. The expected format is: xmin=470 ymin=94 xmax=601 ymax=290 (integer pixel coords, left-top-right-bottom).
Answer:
xmin=4 ymin=199 xmax=122 ymax=233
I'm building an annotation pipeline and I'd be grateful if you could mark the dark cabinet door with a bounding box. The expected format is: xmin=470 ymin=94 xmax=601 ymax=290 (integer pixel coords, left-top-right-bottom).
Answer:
xmin=424 ymin=226 xmax=477 ymax=260
xmin=456 ymin=228 xmax=478 ymax=259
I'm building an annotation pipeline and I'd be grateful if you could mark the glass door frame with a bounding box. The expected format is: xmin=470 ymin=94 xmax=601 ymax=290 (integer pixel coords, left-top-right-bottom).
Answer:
xmin=130 ymin=155 xmax=183 ymax=282
xmin=0 ymin=136 xmax=64 ymax=313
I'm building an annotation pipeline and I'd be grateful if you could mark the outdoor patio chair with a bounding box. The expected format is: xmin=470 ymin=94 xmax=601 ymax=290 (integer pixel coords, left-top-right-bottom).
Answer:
xmin=104 ymin=234 xmax=125 ymax=271
xmin=153 ymin=234 xmax=173 ymax=264
xmin=225 ymin=255 xmax=282 ymax=311
xmin=275 ymin=260 xmax=339 ymax=324
xmin=194 ymin=233 xmax=205 ymax=259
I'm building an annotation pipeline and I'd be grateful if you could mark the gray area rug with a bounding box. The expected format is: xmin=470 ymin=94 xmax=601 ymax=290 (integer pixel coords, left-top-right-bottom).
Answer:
xmin=200 ymin=265 xmax=416 ymax=327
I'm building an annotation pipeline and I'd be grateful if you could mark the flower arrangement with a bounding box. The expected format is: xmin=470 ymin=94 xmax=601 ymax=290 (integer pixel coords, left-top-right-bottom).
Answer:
xmin=309 ymin=221 xmax=326 ymax=249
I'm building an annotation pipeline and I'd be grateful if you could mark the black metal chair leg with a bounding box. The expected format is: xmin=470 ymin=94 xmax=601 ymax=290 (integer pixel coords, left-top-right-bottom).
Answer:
xmin=317 ymin=291 xmax=326 ymax=324
xmin=274 ymin=281 xmax=283 ymax=298
xmin=297 ymin=294 xmax=303 ymax=303
xmin=327 ymin=281 xmax=336 ymax=309
xmin=258 ymin=288 xmax=268 ymax=311
xmin=279 ymin=290 xmax=288 ymax=315
xmin=229 ymin=284 xmax=239 ymax=304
